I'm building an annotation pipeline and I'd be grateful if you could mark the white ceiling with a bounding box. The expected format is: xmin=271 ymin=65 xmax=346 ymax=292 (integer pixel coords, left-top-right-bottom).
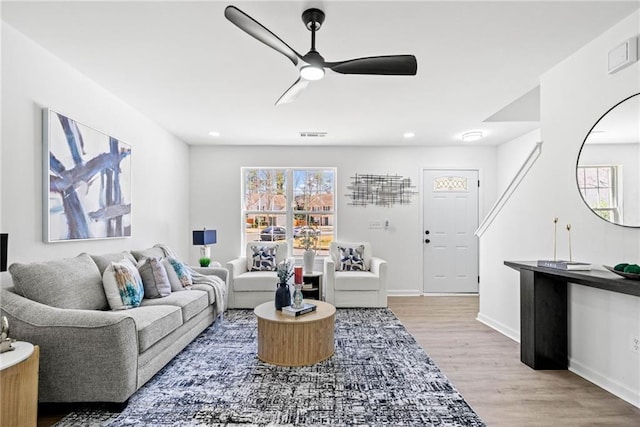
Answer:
xmin=2 ymin=1 xmax=638 ymax=146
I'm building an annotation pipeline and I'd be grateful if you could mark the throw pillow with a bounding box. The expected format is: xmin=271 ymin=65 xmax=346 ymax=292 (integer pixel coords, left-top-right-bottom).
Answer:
xmin=337 ymin=245 xmax=366 ymax=271
xmin=90 ymin=251 xmax=137 ymax=275
xmin=137 ymin=257 xmax=171 ymax=298
xmin=102 ymin=258 xmax=145 ymax=310
xmin=131 ymin=247 xmax=165 ymax=262
xmin=162 ymin=257 xmax=192 ymax=291
xmin=249 ymin=245 xmax=277 ymax=271
xmin=9 ymin=253 xmax=107 ymax=310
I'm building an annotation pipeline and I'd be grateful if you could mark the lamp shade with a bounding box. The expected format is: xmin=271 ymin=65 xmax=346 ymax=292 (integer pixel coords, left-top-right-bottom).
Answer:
xmin=193 ymin=229 xmax=217 ymax=246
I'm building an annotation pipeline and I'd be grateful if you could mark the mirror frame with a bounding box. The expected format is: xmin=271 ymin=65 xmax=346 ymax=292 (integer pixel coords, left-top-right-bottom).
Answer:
xmin=575 ymin=93 xmax=640 ymax=228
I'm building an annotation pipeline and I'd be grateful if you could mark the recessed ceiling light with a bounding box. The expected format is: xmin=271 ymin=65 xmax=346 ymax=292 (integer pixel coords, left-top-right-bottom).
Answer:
xmin=208 ymin=131 xmax=220 ymax=137
xmin=403 ymin=132 xmax=415 ymax=138
xmin=461 ymin=131 xmax=483 ymax=142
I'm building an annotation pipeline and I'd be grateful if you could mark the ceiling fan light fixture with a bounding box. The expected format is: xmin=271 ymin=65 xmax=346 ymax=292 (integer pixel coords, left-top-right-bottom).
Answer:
xmin=461 ymin=131 xmax=483 ymax=142
xmin=300 ymin=65 xmax=324 ymax=81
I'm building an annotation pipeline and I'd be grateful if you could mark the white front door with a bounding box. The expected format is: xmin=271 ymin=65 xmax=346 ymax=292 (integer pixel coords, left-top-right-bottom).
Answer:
xmin=423 ymin=169 xmax=479 ymax=293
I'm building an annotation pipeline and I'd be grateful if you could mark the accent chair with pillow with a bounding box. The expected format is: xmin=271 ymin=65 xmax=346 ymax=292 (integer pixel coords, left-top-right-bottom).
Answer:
xmin=226 ymin=241 xmax=293 ymax=308
xmin=324 ymin=241 xmax=388 ymax=307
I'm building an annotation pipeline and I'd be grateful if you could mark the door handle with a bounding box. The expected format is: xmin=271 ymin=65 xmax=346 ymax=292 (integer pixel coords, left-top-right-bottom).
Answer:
xmin=424 ymin=239 xmax=430 ymax=244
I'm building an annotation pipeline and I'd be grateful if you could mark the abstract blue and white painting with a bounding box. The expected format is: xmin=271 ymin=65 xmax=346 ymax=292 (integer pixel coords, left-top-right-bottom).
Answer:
xmin=44 ymin=109 xmax=132 ymax=242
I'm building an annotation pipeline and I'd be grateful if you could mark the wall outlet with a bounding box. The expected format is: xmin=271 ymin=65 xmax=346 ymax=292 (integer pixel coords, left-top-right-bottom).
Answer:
xmin=632 ymin=336 xmax=640 ymax=354
xmin=368 ymin=220 xmax=383 ymax=230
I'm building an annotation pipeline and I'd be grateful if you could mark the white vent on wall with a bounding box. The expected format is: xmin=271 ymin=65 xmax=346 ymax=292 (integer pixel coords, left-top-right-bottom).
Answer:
xmin=608 ymin=36 xmax=638 ymax=74
xmin=299 ymin=131 xmax=328 ymax=138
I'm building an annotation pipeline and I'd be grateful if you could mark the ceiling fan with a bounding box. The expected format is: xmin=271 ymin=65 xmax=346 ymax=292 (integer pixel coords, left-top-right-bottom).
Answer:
xmin=224 ymin=5 xmax=418 ymax=105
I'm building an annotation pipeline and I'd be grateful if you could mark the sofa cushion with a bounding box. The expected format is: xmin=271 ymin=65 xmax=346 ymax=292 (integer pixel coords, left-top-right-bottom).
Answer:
xmin=9 ymin=253 xmax=107 ymax=310
xmin=124 ymin=305 xmax=183 ymax=353
xmin=90 ymin=251 xmax=137 ymax=275
xmin=191 ymin=284 xmax=216 ymax=305
xmin=334 ymin=271 xmax=380 ymax=291
xmin=138 ymin=257 xmax=171 ymax=298
xmin=140 ymin=290 xmax=208 ymax=323
xmin=234 ymin=271 xmax=278 ymax=292
xmin=131 ymin=247 xmax=166 ymax=262
xmin=102 ymin=259 xmax=145 ymax=310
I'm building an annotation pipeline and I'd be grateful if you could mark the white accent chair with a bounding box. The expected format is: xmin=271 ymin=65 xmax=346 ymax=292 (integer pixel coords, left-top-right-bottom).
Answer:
xmin=226 ymin=241 xmax=293 ymax=308
xmin=324 ymin=241 xmax=388 ymax=308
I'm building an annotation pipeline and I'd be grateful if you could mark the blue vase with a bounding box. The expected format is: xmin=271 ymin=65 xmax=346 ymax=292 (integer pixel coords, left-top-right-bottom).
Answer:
xmin=275 ymin=282 xmax=290 ymax=310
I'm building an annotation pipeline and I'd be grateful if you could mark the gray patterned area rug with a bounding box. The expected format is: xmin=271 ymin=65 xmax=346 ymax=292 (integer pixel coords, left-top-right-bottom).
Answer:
xmin=56 ymin=308 xmax=485 ymax=426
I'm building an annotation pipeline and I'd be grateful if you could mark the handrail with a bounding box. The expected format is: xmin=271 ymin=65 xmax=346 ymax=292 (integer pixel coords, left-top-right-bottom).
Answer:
xmin=475 ymin=141 xmax=543 ymax=237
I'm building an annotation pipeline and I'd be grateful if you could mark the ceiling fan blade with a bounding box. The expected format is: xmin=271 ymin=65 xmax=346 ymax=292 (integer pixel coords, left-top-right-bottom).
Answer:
xmin=325 ymin=55 xmax=417 ymax=75
xmin=275 ymin=78 xmax=310 ymax=105
xmin=225 ymin=6 xmax=300 ymax=66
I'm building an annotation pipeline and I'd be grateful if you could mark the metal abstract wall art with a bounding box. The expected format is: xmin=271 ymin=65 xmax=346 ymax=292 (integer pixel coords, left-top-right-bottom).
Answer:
xmin=346 ymin=173 xmax=417 ymax=207
xmin=43 ymin=109 xmax=132 ymax=242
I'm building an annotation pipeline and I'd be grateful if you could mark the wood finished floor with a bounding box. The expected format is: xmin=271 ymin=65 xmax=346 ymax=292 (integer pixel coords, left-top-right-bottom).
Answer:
xmin=389 ymin=296 xmax=640 ymax=426
xmin=38 ymin=296 xmax=640 ymax=426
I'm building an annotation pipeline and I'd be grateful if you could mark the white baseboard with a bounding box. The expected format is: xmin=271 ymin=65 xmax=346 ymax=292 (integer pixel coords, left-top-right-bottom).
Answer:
xmin=476 ymin=312 xmax=520 ymax=343
xmin=423 ymin=292 xmax=479 ymax=296
xmin=569 ymin=358 xmax=640 ymax=409
xmin=387 ymin=290 xmax=422 ymax=297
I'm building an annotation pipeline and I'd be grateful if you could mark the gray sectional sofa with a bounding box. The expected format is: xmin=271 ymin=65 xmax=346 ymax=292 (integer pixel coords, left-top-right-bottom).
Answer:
xmin=0 ymin=246 xmax=228 ymax=406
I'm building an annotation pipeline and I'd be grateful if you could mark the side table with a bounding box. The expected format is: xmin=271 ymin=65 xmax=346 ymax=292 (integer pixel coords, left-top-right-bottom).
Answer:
xmin=0 ymin=341 xmax=40 ymax=427
xmin=302 ymin=271 xmax=323 ymax=301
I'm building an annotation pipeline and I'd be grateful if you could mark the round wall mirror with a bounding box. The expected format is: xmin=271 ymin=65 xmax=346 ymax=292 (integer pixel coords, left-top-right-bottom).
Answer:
xmin=576 ymin=93 xmax=639 ymax=227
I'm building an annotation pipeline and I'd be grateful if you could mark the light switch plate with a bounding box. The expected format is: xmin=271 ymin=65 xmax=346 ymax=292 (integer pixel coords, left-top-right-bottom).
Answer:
xmin=368 ymin=220 xmax=383 ymax=229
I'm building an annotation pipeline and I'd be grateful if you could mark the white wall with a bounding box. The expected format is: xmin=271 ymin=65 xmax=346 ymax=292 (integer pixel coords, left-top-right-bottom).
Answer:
xmin=479 ymin=11 xmax=640 ymax=407
xmin=189 ymin=145 xmax=497 ymax=294
xmin=0 ymin=22 xmax=191 ymax=285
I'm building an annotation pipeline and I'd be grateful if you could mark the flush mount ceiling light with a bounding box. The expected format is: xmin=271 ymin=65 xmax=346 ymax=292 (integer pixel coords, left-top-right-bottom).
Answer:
xmin=208 ymin=131 xmax=220 ymax=137
xmin=403 ymin=132 xmax=415 ymax=139
xmin=461 ymin=131 xmax=483 ymax=142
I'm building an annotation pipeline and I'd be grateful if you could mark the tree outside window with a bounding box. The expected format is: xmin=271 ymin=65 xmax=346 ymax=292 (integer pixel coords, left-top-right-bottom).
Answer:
xmin=243 ymin=168 xmax=335 ymax=256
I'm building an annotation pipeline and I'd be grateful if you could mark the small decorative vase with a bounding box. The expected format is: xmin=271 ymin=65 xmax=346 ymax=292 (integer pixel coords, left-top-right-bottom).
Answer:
xmin=275 ymin=282 xmax=291 ymax=310
xmin=303 ymin=249 xmax=315 ymax=274
xmin=199 ymin=258 xmax=211 ymax=267
xmin=292 ymin=284 xmax=304 ymax=309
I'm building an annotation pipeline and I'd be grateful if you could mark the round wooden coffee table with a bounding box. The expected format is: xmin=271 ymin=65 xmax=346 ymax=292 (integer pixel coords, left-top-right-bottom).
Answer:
xmin=254 ymin=300 xmax=336 ymax=367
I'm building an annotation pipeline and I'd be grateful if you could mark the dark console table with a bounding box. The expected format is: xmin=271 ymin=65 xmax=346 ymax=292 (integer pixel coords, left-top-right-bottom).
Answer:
xmin=504 ymin=261 xmax=640 ymax=370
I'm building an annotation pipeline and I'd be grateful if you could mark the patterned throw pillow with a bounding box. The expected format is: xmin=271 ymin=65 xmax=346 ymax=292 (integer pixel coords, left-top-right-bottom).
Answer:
xmin=337 ymin=245 xmax=366 ymax=271
xmin=250 ymin=245 xmax=278 ymax=271
xmin=162 ymin=258 xmax=186 ymax=291
xmin=165 ymin=257 xmax=193 ymax=290
xmin=137 ymin=257 xmax=171 ymax=298
xmin=102 ymin=258 xmax=145 ymax=310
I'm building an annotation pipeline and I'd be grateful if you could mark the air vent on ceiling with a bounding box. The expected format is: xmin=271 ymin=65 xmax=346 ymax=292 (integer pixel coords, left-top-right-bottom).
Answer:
xmin=299 ymin=131 xmax=328 ymax=138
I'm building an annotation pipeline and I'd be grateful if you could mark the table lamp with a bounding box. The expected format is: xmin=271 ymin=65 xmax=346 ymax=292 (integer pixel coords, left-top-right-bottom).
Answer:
xmin=193 ymin=229 xmax=217 ymax=266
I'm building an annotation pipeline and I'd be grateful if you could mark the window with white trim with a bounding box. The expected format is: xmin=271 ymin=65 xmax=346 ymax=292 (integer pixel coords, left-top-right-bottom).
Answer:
xmin=242 ymin=168 xmax=336 ymax=256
